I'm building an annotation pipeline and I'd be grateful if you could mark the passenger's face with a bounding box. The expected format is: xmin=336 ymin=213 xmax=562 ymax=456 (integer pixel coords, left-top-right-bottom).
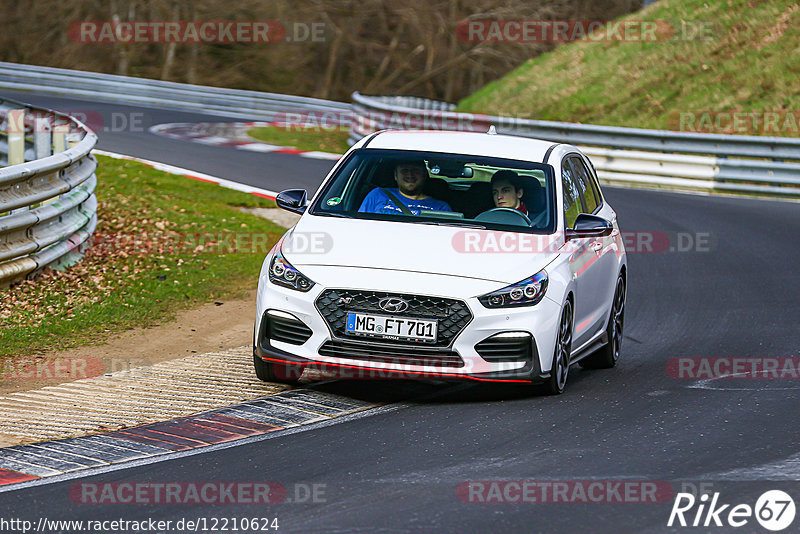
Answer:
xmin=395 ymin=164 xmax=427 ymax=195
xmin=493 ymin=180 xmax=523 ymax=208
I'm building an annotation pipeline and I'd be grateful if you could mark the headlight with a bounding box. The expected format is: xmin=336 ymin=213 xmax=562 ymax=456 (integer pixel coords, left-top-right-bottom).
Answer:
xmin=269 ymin=249 xmax=315 ymax=292
xmin=478 ymin=270 xmax=548 ymax=308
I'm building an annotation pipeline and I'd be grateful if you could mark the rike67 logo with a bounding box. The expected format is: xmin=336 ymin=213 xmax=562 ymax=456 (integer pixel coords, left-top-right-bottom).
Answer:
xmin=668 ymin=490 xmax=796 ymax=531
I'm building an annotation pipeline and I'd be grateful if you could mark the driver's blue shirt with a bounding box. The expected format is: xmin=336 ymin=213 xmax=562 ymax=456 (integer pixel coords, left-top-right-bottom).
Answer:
xmin=358 ymin=188 xmax=452 ymax=215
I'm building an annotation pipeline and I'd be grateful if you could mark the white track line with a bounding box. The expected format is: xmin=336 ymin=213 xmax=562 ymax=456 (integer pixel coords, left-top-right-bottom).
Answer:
xmin=93 ymin=149 xmax=279 ymax=200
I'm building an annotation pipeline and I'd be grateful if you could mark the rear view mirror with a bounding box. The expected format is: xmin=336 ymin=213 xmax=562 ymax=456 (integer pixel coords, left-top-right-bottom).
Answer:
xmin=567 ymin=213 xmax=613 ymax=239
xmin=428 ymin=160 xmax=473 ymax=178
xmin=276 ymin=189 xmax=308 ymax=215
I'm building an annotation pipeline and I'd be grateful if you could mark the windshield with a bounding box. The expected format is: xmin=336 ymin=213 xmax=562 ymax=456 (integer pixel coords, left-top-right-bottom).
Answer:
xmin=310 ymin=149 xmax=557 ymax=233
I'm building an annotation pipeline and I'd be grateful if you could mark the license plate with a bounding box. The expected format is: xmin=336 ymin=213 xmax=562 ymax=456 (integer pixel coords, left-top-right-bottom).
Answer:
xmin=346 ymin=312 xmax=438 ymax=342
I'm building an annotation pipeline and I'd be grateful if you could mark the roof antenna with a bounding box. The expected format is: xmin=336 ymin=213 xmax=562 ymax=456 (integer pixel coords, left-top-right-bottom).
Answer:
xmin=486 ymin=125 xmax=497 ymax=135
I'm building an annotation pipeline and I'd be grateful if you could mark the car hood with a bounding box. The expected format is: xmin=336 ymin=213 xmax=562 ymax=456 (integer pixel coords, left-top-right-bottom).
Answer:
xmin=282 ymin=214 xmax=562 ymax=285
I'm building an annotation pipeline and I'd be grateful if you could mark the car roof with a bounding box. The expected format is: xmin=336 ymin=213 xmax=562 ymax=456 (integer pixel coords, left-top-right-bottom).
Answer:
xmin=358 ymin=130 xmax=558 ymax=164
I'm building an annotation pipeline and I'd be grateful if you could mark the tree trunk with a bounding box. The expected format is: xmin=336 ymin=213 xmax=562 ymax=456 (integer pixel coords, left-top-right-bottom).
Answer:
xmin=317 ymin=19 xmax=344 ymax=100
xmin=160 ymin=2 xmax=180 ymax=80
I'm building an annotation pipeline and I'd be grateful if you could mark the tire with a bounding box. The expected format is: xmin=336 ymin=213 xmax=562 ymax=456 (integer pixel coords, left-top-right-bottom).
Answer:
xmin=540 ymin=300 xmax=573 ymax=395
xmin=580 ymin=276 xmax=625 ymax=369
xmin=253 ymin=355 xmax=303 ymax=385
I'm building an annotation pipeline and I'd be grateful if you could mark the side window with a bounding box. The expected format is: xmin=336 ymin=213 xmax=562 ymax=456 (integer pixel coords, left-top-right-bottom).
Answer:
xmin=570 ymin=156 xmax=599 ymax=214
xmin=584 ymin=157 xmax=604 ymax=206
xmin=561 ymin=160 xmax=581 ymax=228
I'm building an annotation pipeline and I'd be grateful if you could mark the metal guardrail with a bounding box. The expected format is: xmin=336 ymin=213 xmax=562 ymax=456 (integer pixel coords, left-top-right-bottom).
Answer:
xmin=351 ymin=92 xmax=800 ymax=197
xmin=0 ymin=62 xmax=350 ymax=121
xmin=0 ymin=95 xmax=98 ymax=287
xmin=3 ymin=63 xmax=796 ymax=199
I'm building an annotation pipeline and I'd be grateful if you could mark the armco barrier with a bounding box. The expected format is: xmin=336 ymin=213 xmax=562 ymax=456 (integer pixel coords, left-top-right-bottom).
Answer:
xmin=0 ymin=95 xmax=98 ymax=287
xmin=2 ymin=63 xmax=797 ymax=197
xmin=350 ymin=92 xmax=800 ymax=197
xmin=0 ymin=62 xmax=350 ymax=122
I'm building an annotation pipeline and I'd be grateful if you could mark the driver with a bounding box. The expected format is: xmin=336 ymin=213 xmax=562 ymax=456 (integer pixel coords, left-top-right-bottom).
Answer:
xmin=359 ymin=160 xmax=452 ymax=215
xmin=491 ymin=170 xmax=528 ymax=216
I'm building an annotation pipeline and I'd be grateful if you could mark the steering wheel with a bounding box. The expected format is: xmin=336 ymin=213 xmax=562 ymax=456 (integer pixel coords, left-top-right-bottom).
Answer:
xmin=474 ymin=207 xmax=533 ymax=226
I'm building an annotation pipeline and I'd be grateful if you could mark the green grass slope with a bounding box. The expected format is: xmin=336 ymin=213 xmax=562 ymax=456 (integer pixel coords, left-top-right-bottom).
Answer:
xmin=458 ymin=0 xmax=800 ymax=136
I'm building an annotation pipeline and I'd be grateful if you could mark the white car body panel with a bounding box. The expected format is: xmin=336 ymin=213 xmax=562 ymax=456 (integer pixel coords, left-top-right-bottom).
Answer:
xmin=285 ymin=214 xmax=561 ymax=286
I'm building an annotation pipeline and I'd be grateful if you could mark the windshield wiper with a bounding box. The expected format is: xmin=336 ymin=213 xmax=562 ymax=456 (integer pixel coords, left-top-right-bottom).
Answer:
xmin=315 ymin=212 xmax=486 ymax=228
xmin=314 ymin=211 xmax=350 ymax=218
xmin=420 ymin=221 xmax=487 ymax=229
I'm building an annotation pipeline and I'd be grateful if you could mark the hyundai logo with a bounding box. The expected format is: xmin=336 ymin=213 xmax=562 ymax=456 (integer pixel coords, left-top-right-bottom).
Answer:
xmin=378 ymin=297 xmax=409 ymax=313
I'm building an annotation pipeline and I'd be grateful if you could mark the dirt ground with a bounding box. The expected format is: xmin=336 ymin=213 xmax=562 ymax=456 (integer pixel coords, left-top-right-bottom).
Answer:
xmin=0 ymin=290 xmax=258 ymax=396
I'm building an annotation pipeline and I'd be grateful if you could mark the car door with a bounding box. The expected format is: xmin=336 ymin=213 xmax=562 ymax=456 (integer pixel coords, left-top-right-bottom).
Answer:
xmin=561 ymin=157 xmax=597 ymax=348
xmin=567 ymin=155 xmax=619 ymax=344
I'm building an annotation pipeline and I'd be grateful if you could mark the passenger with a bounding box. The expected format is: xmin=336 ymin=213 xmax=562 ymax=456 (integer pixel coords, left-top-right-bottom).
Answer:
xmin=491 ymin=170 xmax=528 ymax=216
xmin=359 ymin=161 xmax=452 ymax=215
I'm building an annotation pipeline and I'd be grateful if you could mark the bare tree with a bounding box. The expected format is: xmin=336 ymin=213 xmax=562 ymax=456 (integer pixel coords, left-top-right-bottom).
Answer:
xmin=0 ymin=0 xmax=642 ymax=101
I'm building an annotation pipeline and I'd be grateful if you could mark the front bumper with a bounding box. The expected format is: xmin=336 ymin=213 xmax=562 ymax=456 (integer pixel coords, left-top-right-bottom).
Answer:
xmin=254 ymin=280 xmax=562 ymax=384
xmin=254 ymin=343 xmax=542 ymax=383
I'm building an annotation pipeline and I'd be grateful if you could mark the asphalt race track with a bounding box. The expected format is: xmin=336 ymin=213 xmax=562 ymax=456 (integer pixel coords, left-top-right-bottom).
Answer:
xmin=1 ymin=91 xmax=799 ymax=533
xmin=1 ymin=91 xmax=330 ymax=192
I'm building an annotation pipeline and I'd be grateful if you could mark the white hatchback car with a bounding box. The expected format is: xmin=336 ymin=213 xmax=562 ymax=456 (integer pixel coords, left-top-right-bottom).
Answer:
xmin=254 ymin=130 xmax=626 ymax=394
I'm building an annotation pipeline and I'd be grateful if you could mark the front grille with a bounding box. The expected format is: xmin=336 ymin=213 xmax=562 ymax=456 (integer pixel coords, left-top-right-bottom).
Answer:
xmin=315 ymin=289 xmax=472 ymax=347
xmin=261 ymin=312 xmax=313 ymax=346
xmin=475 ymin=334 xmax=534 ymax=362
xmin=318 ymin=339 xmax=463 ymax=368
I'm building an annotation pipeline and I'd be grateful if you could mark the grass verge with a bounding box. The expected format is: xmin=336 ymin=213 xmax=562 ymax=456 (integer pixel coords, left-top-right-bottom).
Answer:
xmin=458 ymin=0 xmax=800 ymax=136
xmin=0 ymin=155 xmax=286 ymax=359
xmin=248 ymin=125 xmax=350 ymax=153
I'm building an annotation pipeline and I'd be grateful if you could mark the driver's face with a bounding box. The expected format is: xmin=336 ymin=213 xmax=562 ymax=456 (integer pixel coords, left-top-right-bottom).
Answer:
xmin=394 ymin=164 xmax=428 ymax=195
xmin=492 ymin=180 xmax=523 ymax=208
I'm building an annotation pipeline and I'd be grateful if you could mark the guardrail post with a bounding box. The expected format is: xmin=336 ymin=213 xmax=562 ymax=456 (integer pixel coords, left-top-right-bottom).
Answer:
xmin=67 ymin=132 xmax=82 ymax=148
xmin=53 ymin=123 xmax=69 ymax=153
xmin=34 ymin=115 xmax=52 ymax=159
xmin=33 ymin=115 xmax=60 ymax=207
xmin=7 ymin=109 xmax=25 ymax=165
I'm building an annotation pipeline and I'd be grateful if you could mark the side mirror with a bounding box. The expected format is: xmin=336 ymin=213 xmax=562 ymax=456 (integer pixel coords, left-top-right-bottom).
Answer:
xmin=566 ymin=213 xmax=613 ymax=239
xmin=276 ymin=189 xmax=308 ymax=215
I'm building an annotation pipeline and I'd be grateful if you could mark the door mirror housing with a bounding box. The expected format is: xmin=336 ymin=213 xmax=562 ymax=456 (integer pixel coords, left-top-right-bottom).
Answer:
xmin=566 ymin=213 xmax=613 ymax=239
xmin=276 ymin=189 xmax=308 ymax=215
